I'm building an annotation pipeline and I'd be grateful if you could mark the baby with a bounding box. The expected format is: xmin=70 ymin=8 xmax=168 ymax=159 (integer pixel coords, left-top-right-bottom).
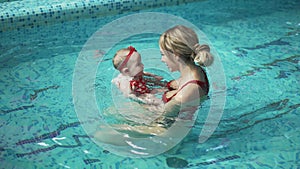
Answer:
xmin=111 ymin=46 xmax=166 ymax=105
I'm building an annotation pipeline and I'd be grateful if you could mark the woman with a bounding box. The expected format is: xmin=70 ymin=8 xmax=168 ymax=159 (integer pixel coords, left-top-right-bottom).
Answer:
xmin=94 ymin=25 xmax=214 ymax=145
xmin=159 ymin=25 xmax=213 ymax=120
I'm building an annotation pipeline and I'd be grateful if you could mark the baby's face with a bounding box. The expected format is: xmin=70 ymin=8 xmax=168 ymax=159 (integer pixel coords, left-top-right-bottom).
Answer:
xmin=126 ymin=52 xmax=144 ymax=77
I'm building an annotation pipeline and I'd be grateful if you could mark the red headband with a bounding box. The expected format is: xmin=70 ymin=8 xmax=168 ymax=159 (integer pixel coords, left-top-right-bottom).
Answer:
xmin=117 ymin=46 xmax=137 ymax=70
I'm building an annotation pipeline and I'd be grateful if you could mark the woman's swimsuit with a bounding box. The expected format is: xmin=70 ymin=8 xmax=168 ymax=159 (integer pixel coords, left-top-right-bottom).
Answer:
xmin=162 ymin=79 xmax=209 ymax=103
xmin=157 ymin=79 xmax=208 ymax=128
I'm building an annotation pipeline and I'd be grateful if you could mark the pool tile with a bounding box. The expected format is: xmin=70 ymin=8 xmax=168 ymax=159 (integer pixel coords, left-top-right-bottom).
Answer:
xmin=0 ymin=0 xmax=199 ymax=32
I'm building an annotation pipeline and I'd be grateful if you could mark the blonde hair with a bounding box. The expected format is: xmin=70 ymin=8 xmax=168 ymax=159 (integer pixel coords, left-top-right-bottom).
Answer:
xmin=112 ymin=48 xmax=131 ymax=69
xmin=159 ymin=25 xmax=213 ymax=67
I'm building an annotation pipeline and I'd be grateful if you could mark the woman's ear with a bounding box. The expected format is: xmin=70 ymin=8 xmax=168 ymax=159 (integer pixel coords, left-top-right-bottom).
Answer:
xmin=174 ymin=53 xmax=181 ymax=61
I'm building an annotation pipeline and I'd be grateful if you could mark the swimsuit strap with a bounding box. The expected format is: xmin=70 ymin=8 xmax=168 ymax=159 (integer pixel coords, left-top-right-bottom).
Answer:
xmin=177 ymin=80 xmax=207 ymax=93
xmin=177 ymin=80 xmax=205 ymax=93
xmin=165 ymin=80 xmax=207 ymax=102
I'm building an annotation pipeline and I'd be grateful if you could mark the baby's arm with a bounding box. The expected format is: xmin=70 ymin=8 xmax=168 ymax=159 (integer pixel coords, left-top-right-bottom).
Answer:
xmin=143 ymin=72 xmax=168 ymax=89
xmin=111 ymin=74 xmax=132 ymax=97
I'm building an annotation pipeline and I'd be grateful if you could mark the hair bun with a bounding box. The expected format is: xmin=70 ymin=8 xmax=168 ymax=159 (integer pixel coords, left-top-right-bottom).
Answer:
xmin=193 ymin=44 xmax=214 ymax=67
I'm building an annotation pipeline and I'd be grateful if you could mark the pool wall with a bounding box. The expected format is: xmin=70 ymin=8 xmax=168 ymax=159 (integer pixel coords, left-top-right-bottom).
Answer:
xmin=0 ymin=0 xmax=200 ymax=32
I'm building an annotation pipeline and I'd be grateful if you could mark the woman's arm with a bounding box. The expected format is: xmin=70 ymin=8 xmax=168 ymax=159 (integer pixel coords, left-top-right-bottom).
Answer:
xmin=163 ymin=84 xmax=203 ymax=118
xmin=143 ymin=72 xmax=168 ymax=88
xmin=143 ymin=71 xmax=163 ymax=80
xmin=163 ymin=99 xmax=181 ymax=118
xmin=177 ymin=84 xmax=205 ymax=103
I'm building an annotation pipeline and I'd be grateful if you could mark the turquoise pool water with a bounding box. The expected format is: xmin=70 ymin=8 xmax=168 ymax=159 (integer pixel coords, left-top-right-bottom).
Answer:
xmin=1 ymin=0 xmax=300 ymax=168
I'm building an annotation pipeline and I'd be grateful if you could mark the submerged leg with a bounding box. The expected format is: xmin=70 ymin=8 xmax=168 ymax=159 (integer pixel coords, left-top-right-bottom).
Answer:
xmin=113 ymin=124 xmax=167 ymax=137
xmin=93 ymin=125 xmax=129 ymax=146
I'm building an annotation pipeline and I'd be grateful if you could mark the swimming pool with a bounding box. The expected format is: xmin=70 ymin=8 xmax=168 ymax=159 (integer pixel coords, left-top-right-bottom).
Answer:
xmin=1 ymin=0 xmax=299 ymax=168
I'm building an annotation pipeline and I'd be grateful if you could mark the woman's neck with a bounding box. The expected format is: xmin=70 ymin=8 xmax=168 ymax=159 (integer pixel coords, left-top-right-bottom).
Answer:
xmin=178 ymin=61 xmax=197 ymax=85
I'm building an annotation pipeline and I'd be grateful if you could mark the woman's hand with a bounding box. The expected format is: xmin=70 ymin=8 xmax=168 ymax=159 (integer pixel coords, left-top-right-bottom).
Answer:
xmin=167 ymin=80 xmax=179 ymax=90
xmin=164 ymin=90 xmax=178 ymax=98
